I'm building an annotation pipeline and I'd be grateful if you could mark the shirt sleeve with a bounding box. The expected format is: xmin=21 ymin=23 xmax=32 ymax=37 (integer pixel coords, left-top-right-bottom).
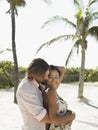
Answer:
xmin=17 ymin=83 xmax=47 ymax=121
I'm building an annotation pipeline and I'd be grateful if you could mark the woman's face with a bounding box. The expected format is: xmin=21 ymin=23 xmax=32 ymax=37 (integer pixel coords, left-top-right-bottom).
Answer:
xmin=47 ymin=70 xmax=60 ymax=89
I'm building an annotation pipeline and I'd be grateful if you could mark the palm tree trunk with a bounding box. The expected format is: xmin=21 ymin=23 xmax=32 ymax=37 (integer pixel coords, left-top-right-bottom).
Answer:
xmin=11 ymin=7 xmax=19 ymax=104
xmin=78 ymin=45 xmax=85 ymax=98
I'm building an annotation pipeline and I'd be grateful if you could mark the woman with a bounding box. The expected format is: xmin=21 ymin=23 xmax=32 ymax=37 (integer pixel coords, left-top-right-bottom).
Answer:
xmin=43 ymin=65 xmax=75 ymax=130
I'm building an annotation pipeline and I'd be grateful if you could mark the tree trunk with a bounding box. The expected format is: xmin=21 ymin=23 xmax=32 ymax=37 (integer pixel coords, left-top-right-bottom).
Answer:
xmin=78 ymin=44 xmax=85 ymax=98
xmin=11 ymin=7 xmax=19 ymax=104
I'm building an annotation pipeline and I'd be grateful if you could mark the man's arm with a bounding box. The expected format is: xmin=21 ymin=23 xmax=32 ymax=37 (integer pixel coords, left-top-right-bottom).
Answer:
xmin=41 ymin=113 xmax=52 ymax=123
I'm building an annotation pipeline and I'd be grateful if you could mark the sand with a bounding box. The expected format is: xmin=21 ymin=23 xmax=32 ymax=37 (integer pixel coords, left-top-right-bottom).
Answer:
xmin=0 ymin=82 xmax=98 ymax=130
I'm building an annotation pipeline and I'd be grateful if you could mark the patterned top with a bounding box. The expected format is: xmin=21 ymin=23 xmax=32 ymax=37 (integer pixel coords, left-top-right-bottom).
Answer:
xmin=49 ymin=99 xmax=71 ymax=130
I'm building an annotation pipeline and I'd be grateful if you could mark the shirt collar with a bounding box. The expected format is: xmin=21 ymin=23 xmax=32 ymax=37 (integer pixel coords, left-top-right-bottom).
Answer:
xmin=32 ymin=78 xmax=39 ymax=88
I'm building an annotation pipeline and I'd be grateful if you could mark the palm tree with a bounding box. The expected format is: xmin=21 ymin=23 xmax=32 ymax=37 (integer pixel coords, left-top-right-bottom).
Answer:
xmin=6 ymin=0 xmax=26 ymax=103
xmin=42 ymin=0 xmax=52 ymax=5
xmin=37 ymin=0 xmax=98 ymax=99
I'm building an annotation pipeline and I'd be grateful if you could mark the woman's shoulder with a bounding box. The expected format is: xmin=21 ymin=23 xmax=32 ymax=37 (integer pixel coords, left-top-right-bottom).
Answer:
xmin=46 ymin=88 xmax=56 ymax=93
xmin=45 ymin=88 xmax=56 ymax=97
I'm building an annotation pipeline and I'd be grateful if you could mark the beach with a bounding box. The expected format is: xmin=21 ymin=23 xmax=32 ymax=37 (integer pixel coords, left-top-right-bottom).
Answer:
xmin=0 ymin=82 xmax=98 ymax=130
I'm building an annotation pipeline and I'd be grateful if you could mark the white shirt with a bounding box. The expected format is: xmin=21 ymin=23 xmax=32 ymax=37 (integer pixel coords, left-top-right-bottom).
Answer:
xmin=16 ymin=77 xmax=47 ymax=130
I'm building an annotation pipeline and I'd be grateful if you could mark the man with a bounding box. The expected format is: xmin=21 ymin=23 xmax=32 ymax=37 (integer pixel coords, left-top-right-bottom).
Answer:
xmin=16 ymin=58 xmax=75 ymax=130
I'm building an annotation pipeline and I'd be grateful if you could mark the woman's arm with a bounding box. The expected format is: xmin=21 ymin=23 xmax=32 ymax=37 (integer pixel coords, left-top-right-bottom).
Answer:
xmin=56 ymin=66 xmax=65 ymax=83
xmin=47 ymin=89 xmax=75 ymax=125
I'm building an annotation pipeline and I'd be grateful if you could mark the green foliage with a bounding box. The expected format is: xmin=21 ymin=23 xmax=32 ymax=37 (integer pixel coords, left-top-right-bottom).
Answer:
xmin=18 ymin=66 xmax=26 ymax=81
xmin=62 ymin=67 xmax=98 ymax=83
xmin=84 ymin=69 xmax=98 ymax=82
xmin=0 ymin=60 xmax=98 ymax=88
xmin=0 ymin=61 xmax=26 ymax=88
xmin=0 ymin=61 xmax=14 ymax=87
xmin=62 ymin=67 xmax=80 ymax=83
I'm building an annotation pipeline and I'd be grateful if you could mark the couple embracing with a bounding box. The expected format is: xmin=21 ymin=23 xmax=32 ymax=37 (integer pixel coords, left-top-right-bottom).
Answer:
xmin=16 ymin=58 xmax=75 ymax=130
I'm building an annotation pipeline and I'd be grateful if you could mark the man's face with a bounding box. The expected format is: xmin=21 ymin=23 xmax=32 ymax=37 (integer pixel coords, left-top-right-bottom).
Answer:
xmin=31 ymin=69 xmax=49 ymax=84
xmin=34 ymin=69 xmax=50 ymax=84
xmin=42 ymin=69 xmax=50 ymax=83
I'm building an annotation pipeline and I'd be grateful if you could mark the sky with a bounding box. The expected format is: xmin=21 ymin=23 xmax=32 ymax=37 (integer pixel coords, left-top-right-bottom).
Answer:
xmin=0 ymin=0 xmax=98 ymax=69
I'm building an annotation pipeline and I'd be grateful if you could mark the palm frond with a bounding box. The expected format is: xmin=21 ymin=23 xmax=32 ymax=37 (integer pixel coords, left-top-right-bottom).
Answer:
xmin=41 ymin=16 xmax=62 ymax=28
xmin=75 ymin=9 xmax=83 ymax=19
xmin=42 ymin=0 xmax=52 ymax=5
xmin=88 ymin=26 xmax=98 ymax=40
xmin=0 ymin=50 xmax=4 ymax=54
xmin=74 ymin=0 xmax=84 ymax=10
xmin=0 ymin=48 xmax=11 ymax=54
xmin=63 ymin=18 xmax=76 ymax=28
xmin=88 ymin=0 xmax=97 ymax=7
xmin=41 ymin=16 xmax=76 ymax=28
xmin=65 ymin=39 xmax=81 ymax=66
xmin=16 ymin=0 xmax=26 ymax=7
xmin=65 ymin=42 xmax=76 ymax=67
xmin=7 ymin=0 xmax=26 ymax=7
xmin=65 ymin=48 xmax=73 ymax=67
xmin=74 ymin=0 xmax=81 ymax=10
xmin=36 ymin=34 xmax=74 ymax=54
xmin=91 ymin=12 xmax=98 ymax=20
xmin=75 ymin=39 xmax=82 ymax=53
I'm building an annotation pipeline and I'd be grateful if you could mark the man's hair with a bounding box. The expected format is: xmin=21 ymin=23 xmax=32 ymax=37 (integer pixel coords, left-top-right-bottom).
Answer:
xmin=26 ymin=58 xmax=49 ymax=79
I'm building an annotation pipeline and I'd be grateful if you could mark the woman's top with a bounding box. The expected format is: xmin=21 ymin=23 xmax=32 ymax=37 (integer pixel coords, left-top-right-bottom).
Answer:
xmin=49 ymin=98 xmax=71 ymax=130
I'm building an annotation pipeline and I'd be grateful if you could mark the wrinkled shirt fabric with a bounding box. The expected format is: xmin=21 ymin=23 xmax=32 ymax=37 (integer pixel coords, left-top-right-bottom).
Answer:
xmin=16 ymin=77 xmax=47 ymax=130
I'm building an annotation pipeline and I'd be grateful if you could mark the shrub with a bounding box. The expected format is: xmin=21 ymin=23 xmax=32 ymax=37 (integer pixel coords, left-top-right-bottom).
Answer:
xmin=0 ymin=61 xmax=26 ymax=88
